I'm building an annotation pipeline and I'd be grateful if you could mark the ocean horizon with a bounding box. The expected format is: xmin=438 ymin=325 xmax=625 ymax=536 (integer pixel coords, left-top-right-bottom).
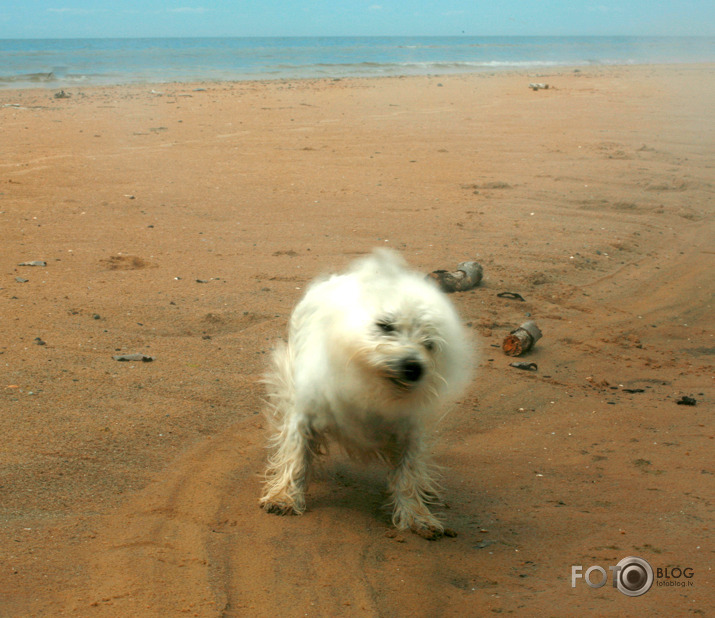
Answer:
xmin=1 ymin=35 xmax=714 ymax=88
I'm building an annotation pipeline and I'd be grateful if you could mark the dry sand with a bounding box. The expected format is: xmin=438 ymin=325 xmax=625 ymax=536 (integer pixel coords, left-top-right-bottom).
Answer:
xmin=1 ymin=65 xmax=713 ymax=616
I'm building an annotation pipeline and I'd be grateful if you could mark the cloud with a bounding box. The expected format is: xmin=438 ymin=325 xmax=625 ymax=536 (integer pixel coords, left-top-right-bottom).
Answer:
xmin=588 ymin=4 xmax=623 ymax=13
xmin=46 ymin=8 xmax=95 ymax=15
xmin=167 ymin=7 xmax=209 ymax=14
xmin=368 ymin=5 xmax=383 ymax=11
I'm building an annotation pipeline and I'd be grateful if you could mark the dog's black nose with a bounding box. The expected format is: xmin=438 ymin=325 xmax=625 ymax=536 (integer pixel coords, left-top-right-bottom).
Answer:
xmin=400 ymin=358 xmax=424 ymax=383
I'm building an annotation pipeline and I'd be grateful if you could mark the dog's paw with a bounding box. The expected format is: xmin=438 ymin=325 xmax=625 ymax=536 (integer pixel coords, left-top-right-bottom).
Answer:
xmin=410 ymin=524 xmax=458 ymax=540
xmin=260 ymin=500 xmax=301 ymax=516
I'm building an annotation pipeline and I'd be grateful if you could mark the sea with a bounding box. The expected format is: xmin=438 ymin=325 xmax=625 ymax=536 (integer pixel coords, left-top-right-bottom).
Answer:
xmin=1 ymin=36 xmax=713 ymax=88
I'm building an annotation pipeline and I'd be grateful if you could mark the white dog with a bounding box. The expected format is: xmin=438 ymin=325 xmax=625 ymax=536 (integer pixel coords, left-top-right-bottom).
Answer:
xmin=259 ymin=249 xmax=472 ymax=539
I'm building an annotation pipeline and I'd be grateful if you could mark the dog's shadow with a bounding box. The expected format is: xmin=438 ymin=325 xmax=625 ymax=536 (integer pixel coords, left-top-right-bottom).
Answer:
xmin=307 ymin=456 xmax=393 ymax=525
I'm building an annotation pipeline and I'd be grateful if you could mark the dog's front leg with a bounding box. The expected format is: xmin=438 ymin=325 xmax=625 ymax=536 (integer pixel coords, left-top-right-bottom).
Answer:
xmin=260 ymin=415 xmax=315 ymax=516
xmin=387 ymin=438 xmax=448 ymax=539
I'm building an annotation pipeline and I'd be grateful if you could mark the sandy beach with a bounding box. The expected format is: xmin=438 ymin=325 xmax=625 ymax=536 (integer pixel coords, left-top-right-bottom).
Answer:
xmin=1 ymin=64 xmax=713 ymax=615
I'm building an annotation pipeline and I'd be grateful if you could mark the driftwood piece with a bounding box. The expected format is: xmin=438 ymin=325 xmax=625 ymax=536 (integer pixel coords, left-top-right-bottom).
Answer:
xmin=502 ymin=321 xmax=542 ymax=356
xmin=428 ymin=261 xmax=483 ymax=293
xmin=18 ymin=260 xmax=47 ymax=267
xmin=113 ymin=353 xmax=155 ymax=362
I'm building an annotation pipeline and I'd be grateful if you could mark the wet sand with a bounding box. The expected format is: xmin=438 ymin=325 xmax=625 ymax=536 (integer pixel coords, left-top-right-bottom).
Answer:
xmin=1 ymin=64 xmax=713 ymax=615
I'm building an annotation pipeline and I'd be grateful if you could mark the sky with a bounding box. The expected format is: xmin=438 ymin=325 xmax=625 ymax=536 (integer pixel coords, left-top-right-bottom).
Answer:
xmin=0 ymin=1 xmax=713 ymax=39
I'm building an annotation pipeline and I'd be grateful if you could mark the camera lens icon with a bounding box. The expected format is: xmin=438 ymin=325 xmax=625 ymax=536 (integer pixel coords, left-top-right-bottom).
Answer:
xmin=615 ymin=556 xmax=654 ymax=597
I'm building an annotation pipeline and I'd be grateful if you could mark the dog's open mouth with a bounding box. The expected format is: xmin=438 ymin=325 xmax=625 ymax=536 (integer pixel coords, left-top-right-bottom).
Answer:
xmin=388 ymin=376 xmax=414 ymax=391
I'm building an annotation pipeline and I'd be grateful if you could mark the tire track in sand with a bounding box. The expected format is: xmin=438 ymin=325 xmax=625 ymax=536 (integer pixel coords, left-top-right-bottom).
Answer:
xmin=62 ymin=408 xmax=482 ymax=617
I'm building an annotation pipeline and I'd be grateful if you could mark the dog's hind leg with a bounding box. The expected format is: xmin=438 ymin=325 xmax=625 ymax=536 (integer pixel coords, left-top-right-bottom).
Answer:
xmin=260 ymin=414 xmax=317 ymax=516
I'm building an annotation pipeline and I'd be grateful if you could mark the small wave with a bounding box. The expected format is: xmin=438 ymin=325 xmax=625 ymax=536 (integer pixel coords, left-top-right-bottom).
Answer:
xmin=0 ymin=72 xmax=57 ymax=84
xmin=275 ymin=59 xmax=571 ymax=73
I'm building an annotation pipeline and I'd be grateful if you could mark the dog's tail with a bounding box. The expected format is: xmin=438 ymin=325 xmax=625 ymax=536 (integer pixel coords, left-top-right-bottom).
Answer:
xmin=349 ymin=247 xmax=409 ymax=281
xmin=261 ymin=341 xmax=295 ymax=426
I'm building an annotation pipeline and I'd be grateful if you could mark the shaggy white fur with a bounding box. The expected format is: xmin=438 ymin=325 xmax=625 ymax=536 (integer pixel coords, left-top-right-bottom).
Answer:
xmin=259 ymin=249 xmax=473 ymax=538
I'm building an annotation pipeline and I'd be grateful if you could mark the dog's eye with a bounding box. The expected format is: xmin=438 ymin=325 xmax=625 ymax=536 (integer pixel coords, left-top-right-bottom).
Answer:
xmin=377 ymin=321 xmax=395 ymax=334
xmin=423 ymin=340 xmax=435 ymax=351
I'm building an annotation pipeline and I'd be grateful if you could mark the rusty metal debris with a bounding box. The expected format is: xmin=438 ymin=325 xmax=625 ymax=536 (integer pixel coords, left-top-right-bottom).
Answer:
xmin=503 ymin=321 xmax=542 ymax=356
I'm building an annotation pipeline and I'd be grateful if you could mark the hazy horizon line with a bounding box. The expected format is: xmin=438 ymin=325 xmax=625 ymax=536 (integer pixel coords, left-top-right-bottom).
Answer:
xmin=2 ymin=33 xmax=714 ymax=41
